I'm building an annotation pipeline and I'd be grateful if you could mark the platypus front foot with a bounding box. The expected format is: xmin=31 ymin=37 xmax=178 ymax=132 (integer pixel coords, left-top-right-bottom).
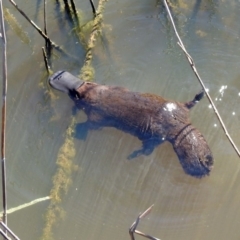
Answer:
xmin=127 ymin=138 xmax=162 ymax=160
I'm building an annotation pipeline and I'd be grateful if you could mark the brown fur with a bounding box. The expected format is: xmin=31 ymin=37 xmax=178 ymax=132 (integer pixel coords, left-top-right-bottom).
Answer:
xmin=49 ymin=71 xmax=213 ymax=178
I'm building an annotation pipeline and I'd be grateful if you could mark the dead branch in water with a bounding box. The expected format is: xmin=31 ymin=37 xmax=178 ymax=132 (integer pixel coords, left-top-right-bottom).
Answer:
xmin=129 ymin=205 xmax=161 ymax=240
xmin=43 ymin=0 xmax=47 ymax=35
xmin=7 ymin=0 xmax=63 ymax=51
xmin=67 ymin=0 xmax=80 ymax=28
xmin=69 ymin=0 xmax=78 ymax=19
xmin=0 ymin=221 xmax=20 ymax=240
xmin=162 ymin=0 xmax=240 ymax=158
xmin=8 ymin=0 xmax=81 ymax=62
xmin=0 ymin=0 xmax=8 ymax=226
xmin=42 ymin=0 xmax=52 ymax=71
xmin=63 ymin=0 xmax=72 ymax=15
xmin=89 ymin=0 xmax=96 ymax=17
xmin=0 ymin=196 xmax=50 ymax=216
xmin=43 ymin=0 xmax=52 ymax=55
xmin=42 ymin=47 xmax=51 ymax=73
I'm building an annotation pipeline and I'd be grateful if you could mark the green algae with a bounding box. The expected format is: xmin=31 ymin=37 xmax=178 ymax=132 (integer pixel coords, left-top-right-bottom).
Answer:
xmin=4 ymin=8 xmax=30 ymax=44
xmin=79 ymin=0 xmax=108 ymax=82
xmin=41 ymin=1 xmax=108 ymax=239
xmin=41 ymin=117 xmax=77 ymax=240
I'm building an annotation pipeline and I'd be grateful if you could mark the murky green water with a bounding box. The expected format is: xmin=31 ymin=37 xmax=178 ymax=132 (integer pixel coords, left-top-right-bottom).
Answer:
xmin=1 ymin=0 xmax=240 ymax=239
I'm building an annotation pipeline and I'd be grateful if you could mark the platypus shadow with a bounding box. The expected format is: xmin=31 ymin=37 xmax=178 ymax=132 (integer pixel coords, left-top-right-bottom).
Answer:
xmin=74 ymin=118 xmax=164 ymax=160
xmin=49 ymin=70 xmax=214 ymax=178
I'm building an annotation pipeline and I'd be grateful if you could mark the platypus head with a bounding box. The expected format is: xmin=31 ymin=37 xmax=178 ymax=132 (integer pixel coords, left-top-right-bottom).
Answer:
xmin=171 ymin=124 xmax=214 ymax=178
xmin=49 ymin=71 xmax=84 ymax=94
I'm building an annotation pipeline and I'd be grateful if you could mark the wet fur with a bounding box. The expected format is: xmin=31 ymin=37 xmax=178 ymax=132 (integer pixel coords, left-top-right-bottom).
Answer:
xmin=49 ymin=71 xmax=213 ymax=178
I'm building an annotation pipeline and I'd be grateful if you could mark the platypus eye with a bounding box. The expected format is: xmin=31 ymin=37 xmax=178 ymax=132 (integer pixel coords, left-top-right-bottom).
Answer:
xmin=68 ymin=90 xmax=80 ymax=100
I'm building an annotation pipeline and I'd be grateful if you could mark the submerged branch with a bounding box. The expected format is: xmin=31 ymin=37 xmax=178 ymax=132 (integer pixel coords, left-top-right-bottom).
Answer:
xmin=42 ymin=47 xmax=51 ymax=73
xmin=43 ymin=0 xmax=47 ymax=35
xmin=0 ymin=221 xmax=20 ymax=240
xmin=63 ymin=0 xmax=72 ymax=15
xmin=70 ymin=0 xmax=80 ymax=28
xmin=162 ymin=0 xmax=240 ymax=158
xmin=7 ymin=0 xmax=66 ymax=53
xmin=69 ymin=0 xmax=78 ymax=18
xmin=0 ymin=0 xmax=8 ymax=225
xmin=89 ymin=0 xmax=96 ymax=17
xmin=0 ymin=196 xmax=50 ymax=216
xmin=129 ymin=205 xmax=160 ymax=240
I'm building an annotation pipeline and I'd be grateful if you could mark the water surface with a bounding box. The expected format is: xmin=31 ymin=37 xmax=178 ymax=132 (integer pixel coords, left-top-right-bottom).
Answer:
xmin=1 ymin=0 xmax=240 ymax=239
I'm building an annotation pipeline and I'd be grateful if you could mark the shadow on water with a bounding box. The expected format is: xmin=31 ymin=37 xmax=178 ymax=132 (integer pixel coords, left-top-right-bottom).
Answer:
xmin=157 ymin=1 xmax=189 ymax=54
xmin=51 ymin=0 xmax=86 ymax=61
xmin=190 ymin=0 xmax=219 ymax=20
xmin=159 ymin=0 xmax=219 ymax=39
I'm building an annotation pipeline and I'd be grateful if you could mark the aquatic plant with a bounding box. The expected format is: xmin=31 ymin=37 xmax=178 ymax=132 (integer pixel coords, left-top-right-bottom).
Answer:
xmin=4 ymin=8 xmax=30 ymax=44
xmin=41 ymin=117 xmax=77 ymax=240
xmin=41 ymin=1 xmax=108 ymax=239
xmin=80 ymin=0 xmax=108 ymax=82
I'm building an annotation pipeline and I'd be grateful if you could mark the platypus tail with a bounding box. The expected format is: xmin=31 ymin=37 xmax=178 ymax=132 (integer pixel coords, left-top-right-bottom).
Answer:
xmin=185 ymin=90 xmax=204 ymax=109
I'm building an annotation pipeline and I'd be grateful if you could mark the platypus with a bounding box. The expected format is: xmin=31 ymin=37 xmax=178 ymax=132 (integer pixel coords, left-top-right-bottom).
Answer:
xmin=49 ymin=71 xmax=213 ymax=178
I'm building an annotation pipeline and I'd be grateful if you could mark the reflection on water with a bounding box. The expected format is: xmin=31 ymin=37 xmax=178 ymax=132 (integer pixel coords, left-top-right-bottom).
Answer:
xmin=2 ymin=0 xmax=240 ymax=240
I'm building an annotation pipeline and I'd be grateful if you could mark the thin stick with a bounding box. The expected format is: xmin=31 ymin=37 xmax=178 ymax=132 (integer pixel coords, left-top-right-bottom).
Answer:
xmin=0 ymin=222 xmax=20 ymax=240
xmin=130 ymin=204 xmax=154 ymax=230
xmin=0 ymin=196 xmax=50 ymax=216
xmin=89 ymin=0 xmax=96 ymax=17
xmin=0 ymin=229 xmax=11 ymax=240
xmin=0 ymin=0 xmax=8 ymax=225
xmin=69 ymin=0 xmax=77 ymax=16
xmin=134 ymin=230 xmax=160 ymax=240
xmin=43 ymin=0 xmax=47 ymax=35
xmin=129 ymin=205 xmax=160 ymax=240
xmin=42 ymin=47 xmax=50 ymax=73
xmin=43 ymin=0 xmax=51 ymax=54
xmin=163 ymin=0 xmax=240 ymax=158
xmin=63 ymin=0 xmax=71 ymax=15
xmin=8 ymin=0 xmax=60 ymax=49
xmin=70 ymin=0 xmax=80 ymax=28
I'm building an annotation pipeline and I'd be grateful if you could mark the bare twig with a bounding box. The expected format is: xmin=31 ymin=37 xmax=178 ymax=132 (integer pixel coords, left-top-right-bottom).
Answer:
xmin=89 ymin=0 xmax=96 ymax=17
xmin=63 ymin=0 xmax=71 ymax=15
xmin=42 ymin=47 xmax=50 ymax=73
xmin=0 ymin=221 xmax=20 ymax=240
xmin=8 ymin=0 xmax=80 ymax=61
xmin=43 ymin=0 xmax=51 ymax=53
xmin=8 ymin=0 xmax=60 ymax=49
xmin=70 ymin=0 xmax=80 ymax=28
xmin=0 ymin=196 xmax=50 ymax=216
xmin=0 ymin=0 xmax=8 ymax=226
xmin=43 ymin=0 xmax=47 ymax=35
xmin=129 ymin=205 xmax=160 ymax=240
xmin=130 ymin=204 xmax=154 ymax=230
xmin=69 ymin=0 xmax=77 ymax=17
xmin=134 ymin=230 xmax=160 ymax=240
xmin=163 ymin=0 xmax=240 ymax=158
xmin=0 ymin=229 xmax=11 ymax=240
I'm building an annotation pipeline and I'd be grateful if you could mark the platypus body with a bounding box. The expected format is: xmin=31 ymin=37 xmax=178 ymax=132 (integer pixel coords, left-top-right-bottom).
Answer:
xmin=49 ymin=71 xmax=213 ymax=178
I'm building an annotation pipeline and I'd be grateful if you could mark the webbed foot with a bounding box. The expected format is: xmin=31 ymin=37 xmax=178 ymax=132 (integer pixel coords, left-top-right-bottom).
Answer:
xmin=127 ymin=138 xmax=163 ymax=160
